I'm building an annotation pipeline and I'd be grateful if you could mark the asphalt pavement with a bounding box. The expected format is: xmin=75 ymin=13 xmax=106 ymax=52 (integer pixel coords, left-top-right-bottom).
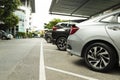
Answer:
xmin=0 ymin=38 xmax=120 ymax=80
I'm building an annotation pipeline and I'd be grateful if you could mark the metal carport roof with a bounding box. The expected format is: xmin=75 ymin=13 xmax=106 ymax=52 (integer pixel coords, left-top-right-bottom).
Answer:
xmin=49 ymin=0 xmax=120 ymax=18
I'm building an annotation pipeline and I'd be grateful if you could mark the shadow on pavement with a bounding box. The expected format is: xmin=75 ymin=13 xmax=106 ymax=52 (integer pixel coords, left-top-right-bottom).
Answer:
xmin=72 ymin=58 xmax=120 ymax=75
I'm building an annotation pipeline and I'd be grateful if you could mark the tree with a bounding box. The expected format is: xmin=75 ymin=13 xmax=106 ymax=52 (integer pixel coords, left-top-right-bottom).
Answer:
xmin=44 ymin=18 xmax=64 ymax=29
xmin=0 ymin=0 xmax=21 ymax=28
xmin=3 ymin=13 xmax=19 ymax=28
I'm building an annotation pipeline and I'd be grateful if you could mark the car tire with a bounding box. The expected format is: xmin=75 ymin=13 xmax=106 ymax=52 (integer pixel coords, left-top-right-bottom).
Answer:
xmin=56 ymin=37 xmax=67 ymax=51
xmin=84 ymin=42 xmax=117 ymax=72
xmin=2 ymin=36 xmax=7 ymax=40
xmin=46 ymin=37 xmax=51 ymax=43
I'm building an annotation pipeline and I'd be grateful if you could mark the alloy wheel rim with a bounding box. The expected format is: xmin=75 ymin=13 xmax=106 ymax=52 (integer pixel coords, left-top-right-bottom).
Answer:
xmin=87 ymin=46 xmax=110 ymax=69
xmin=58 ymin=38 xmax=66 ymax=49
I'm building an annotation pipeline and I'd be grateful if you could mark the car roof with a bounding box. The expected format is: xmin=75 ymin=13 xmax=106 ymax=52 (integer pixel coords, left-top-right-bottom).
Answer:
xmin=57 ymin=22 xmax=78 ymax=25
xmin=79 ymin=9 xmax=120 ymax=23
xmin=93 ymin=9 xmax=120 ymax=20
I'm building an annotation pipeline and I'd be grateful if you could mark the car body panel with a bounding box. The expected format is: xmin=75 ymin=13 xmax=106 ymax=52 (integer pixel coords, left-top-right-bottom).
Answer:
xmin=52 ymin=22 xmax=78 ymax=44
xmin=52 ymin=31 xmax=69 ymax=44
xmin=106 ymin=23 xmax=120 ymax=50
xmin=67 ymin=22 xmax=117 ymax=56
xmin=0 ymin=30 xmax=13 ymax=40
xmin=67 ymin=9 xmax=120 ymax=67
xmin=44 ymin=30 xmax=53 ymax=43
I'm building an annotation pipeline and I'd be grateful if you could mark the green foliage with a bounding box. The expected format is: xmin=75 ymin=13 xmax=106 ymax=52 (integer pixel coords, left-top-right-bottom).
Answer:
xmin=16 ymin=31 xmax=39 ymax=38
xmin=44 ymin=18 xmax=63 ymax=29
xmin=0 ymin=0 xmax=21 ymax=28
xmin=40 ymin=30 xmax=44 ymax=37
xmin=27 ymin=32 xmax=33 ymax=38
xmin=3 ymin=13 xmax=19 ymax=27
xmin=16 ymin=32 xmax=27 ymax=38
xmin=2 ymin=0 xmax=21 ymax=16
xmin=0 ymin=9 xmax=4 ymax=18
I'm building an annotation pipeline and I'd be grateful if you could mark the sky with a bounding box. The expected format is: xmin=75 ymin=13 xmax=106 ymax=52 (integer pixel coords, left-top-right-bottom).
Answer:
xmin=31 ymin=0 xmax=52 ymax=30
xmin=31 ymin=0 xmax=81 ymax=30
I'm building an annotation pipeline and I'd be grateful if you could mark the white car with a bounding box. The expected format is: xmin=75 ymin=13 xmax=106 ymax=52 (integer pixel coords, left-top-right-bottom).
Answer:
xmin=67 ymin=9 xmax=120 ymax=72
xmin=7 ymin=34 xmax=13 ymax=39
xmin=0 ymin=30 xmax=13 ymax=40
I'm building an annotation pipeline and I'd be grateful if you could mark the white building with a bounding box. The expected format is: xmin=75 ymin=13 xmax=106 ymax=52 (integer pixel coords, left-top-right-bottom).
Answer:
xmin=10 ymin=0 xmax=35 ymax=36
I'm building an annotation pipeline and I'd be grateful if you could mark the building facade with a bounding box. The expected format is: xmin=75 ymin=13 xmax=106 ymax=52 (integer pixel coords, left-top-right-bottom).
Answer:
xmin=9 ymin=0 xmax=35 ymax=37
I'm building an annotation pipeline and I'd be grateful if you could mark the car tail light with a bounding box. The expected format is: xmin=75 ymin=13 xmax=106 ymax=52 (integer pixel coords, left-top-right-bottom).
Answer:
xmin=52 ymin=26 xmax=58 ymax=31
xmin=70 ymin=25 xmax=79 ymax=35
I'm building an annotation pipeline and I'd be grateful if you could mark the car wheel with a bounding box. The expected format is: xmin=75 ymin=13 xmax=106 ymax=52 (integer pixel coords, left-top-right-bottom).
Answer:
xmin=2 ymin=36 xmax=7 ymax=40
xmin=46 ymin=37 xmax=51 ymax=43
xmin=84 ymin=42 xmax=117 ymax=72
xmin=56 ymin=37 xmax=67 ymax=51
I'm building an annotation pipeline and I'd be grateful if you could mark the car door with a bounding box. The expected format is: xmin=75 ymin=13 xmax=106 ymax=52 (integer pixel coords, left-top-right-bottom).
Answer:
xmin=106 ymin=14 xmax=120 ymax=50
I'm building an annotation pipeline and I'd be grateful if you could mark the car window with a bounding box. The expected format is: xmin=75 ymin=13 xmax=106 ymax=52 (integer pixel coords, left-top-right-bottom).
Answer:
xmin=100 ymin=15 xmax=116 ymax=23
xmin=56 ymin=23 xmax=76 ymax=28
xmin=118 ymin=17 xmax=120 ymax=23
xmin=68 ymin=24 xmax=75 ymax=27
xmin=117 ymin=14 xmax=120 ymax=23
xmin=56 ymin=24 xmax=61 ymax=28
xmin=61 ymin=23 xmax=68 ymax=27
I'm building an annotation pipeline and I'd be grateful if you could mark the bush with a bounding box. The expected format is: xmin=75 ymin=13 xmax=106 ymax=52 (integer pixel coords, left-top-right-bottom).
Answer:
xmin=16 ymin=32 xmax=26 ymax=38
xmin=27 ymin=32 xmax=33 ymax=38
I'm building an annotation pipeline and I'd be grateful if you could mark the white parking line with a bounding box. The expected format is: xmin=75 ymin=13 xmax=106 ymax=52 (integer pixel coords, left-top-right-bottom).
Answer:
xmin=39 ymin=42 xmax=46 ymax=80
xmin=46 ymin=66 xmax=98 ymax=80
xmin=40 ymin=40 xmax=98 ymax=80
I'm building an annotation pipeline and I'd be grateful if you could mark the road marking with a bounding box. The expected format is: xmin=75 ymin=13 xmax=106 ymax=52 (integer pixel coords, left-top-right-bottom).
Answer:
xmin=39 ymin=42 xmax=46 ymax=80
xmin=46 ymin=66 xmax=98 ymax=80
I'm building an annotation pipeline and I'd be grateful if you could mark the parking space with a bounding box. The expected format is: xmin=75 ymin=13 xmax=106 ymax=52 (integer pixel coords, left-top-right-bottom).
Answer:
xmin=42 ymin=39 xmax=120 ymax=80
xmin=0 ymin=38 xmax=120 ymax=80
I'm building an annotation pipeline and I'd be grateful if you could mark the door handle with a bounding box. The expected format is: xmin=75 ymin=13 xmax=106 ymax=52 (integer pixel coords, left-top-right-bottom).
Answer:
xmin=108 ymin=26 xmax=120 ymax=31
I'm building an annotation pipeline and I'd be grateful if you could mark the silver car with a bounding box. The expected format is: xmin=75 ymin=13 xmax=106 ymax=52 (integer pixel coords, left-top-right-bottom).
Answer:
xmin=67 ymin=9 xmax=120 ymax=72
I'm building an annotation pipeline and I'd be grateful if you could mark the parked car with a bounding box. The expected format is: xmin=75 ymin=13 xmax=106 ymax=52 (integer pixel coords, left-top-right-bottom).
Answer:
xmin=67 ymin=9 xmax=120 ymax=72
xmin=44 ymin=29 xmax=53 ymax=43
xmin=0 ymin=30 xmax=13 ymax=40
xmin=52 ymin=22 xmax=77 ymax=31
xmin=52 ymin=22 xmax=78 ymax=51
